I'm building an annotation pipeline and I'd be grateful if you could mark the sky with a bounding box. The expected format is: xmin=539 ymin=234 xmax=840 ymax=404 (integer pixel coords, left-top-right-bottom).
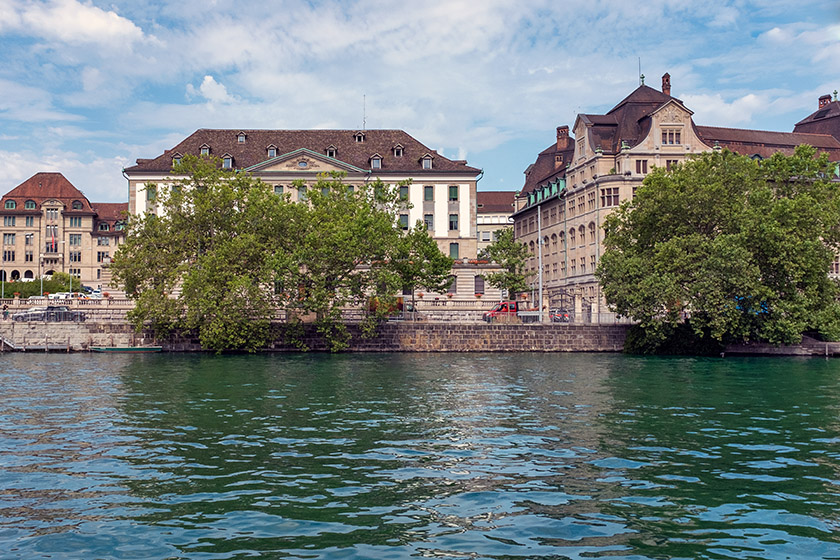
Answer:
xmin=0 ymin=0 xmax=838 ymax=203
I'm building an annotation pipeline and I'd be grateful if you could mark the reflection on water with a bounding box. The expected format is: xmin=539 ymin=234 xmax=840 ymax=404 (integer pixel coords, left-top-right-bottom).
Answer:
xmin=0 ymin=353 xmax=839 ymax=559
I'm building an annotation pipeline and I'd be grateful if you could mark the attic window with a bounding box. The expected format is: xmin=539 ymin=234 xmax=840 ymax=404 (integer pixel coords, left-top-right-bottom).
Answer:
xmin=222 ymin=155 xmax=233 ymax=169
xmin=200 ymin=145 xmax=210 ymax=156
xmin=326 ymin=146 xmax=337 ymax=158
xmin=99 ymin=223 xmax=110 ymax=231
xmin=172 ymin=154 xmax=182 ymax=166
xmin=371 ymin=155 xmax=382 ymax=169
xmin=298 ymin=160 xmax=308 ymax=168
xmin=422 ymin=156 xmax=433 ymax=170
xmin=354 ymin=132 xmax=365 ymax=143
xmin=237 ymin=133 xmax=246 ymax=143
xmin=393 ymin=145 xmax=404 ymax=157
xmin=72 ymin=200 xmax=83 ymax=210
xmin=5 ymin=200 xmax=15 ymax=209
xmin=115 ymin=222 xmax=125 ymax=231
xmin=25 ymin=200 xmax=36 ymax=209
xmin=661 ymin=128 xmax=681 ymax=145
xmin=267 ymin=146 xmax=277 ymax=158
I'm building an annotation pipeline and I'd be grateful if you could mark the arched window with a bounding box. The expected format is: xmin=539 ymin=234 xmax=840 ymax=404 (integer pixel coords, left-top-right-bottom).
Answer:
xmin=589 ymin=222 xmax=596 ymax=243
xmin=578 ymin=225 xmax=586 ymax=246
xmin=98 ymin=223 xmax=110 ymax=231
xmin=559 ymin=231 xmax=565 ymax=250
xmin=25 ymin=200 xmax=36 ymax=209
xmin=72 ymin=200 xmax=83 ymax=210
xmin=569 ymin=228 xmax=576 ymax=246
xmin=4 ymin=200 xmax=15 ymax=209
xmin=529 ymin=240 xmax=535 ymax=255
xmin=474 ymin=275 xmax=485 ymax=295
xmin=551 ymin=233 xmax=558 ymax=252
xmin=543 ymin=236 xmax=550 ymax=255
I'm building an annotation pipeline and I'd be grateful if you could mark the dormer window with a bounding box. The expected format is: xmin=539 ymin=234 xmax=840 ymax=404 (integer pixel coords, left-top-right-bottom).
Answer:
xmin=115 ymin=221 xmax=125 ymax=231
xmin=326 ymin=146 xmax=337 ymax=158
xmin=267 ymin=145 xmax=277 ymax=158
xmin=25 ymin=200 xmax=36 ymax=209
xmin=370 ymin=154 xmax=382 ymax=169
xmin=354 ymin=132 xmax=365 ymax=143
xmin=4 ymin=200 xmax=15 ymax=209
xmin=72 ymin=200 xmax=83 ymax=210
xmin=393 ymin=145 xmax=404 ymax=157
xmin=421 ymin=155 xmax=433 ymax=170
xmin=237 ymin=132 xmax=246 ymax=143
xmin=200 ymin=144 xmax=210 ymax=156
xmin=222 ymin=155 xmax=233 ymax=169
xmin=98 ymin=223 xmax=110 ymax=231
xmin=172 ymin=153 xmax=182 ymax=166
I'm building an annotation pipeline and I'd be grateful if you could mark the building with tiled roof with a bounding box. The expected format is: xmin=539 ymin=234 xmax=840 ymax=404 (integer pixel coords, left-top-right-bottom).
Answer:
xmin=125 ymin=129 xmax=481 ymax=262
xmin=1 ymin=172 xmax=127 ymax=289
xmin=514 ymin=74 xmax=840 ymax=318
xmin=476 ymin=190 xmax=516 ymax=251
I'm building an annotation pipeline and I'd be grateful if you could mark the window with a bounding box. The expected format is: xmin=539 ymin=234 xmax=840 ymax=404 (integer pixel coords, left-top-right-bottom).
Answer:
xmin=636 ymin=159 xmax=648 ymax=174
xmin=326 ymin=147 xmax=337 ymax=158
xmin=200 ymin=145 xmax=210 ymax=156
xmin=97 ymin=251 xmax=110 ymax=263
xmin=578 ymin=197 xmax=585 ymax=215
xmin=666 ymin=159 xmax=678 ymax=171
xmin=69 ymin=268 xmax=81 ymax=277
xmin=238 ymin=133 xmax=246 ymax=143
xmin=474 ymin=275 xmax=485 ymax=295
xmin=223 ymin=156 xmax=233 ymax=169
xmin=424 ymin=185 xmax=434 ymax=201
xmin=3 ymin=216 xmax=14 ymax=226
xmin=25 ymin=200 xmax=36 ymax=209
xmin=571 ymin=258 xmax=576 ymax=274
xmin=72 ymin=200 xmax=83 ymax=210
xmin=448 ymin=185 xmax=458 ymax=202
xmin=25 ymin=234 xmax=33 ymax=246
xmin=4 ymin=200 xmax=15 ymax=209
xmin=588 ymin=192 xmax=596 ymax=210
xmin=422 ymin=157 xmax=432 ymax=169
xmin=69 ymin=251 xmax=82 ymax=262
xmin=25 ymin=216 xmax=34 ymax=227
xmin=371 ymin=156 xmax=381 ymax=169
xmin=399 ymin=214 xmax=409 ymax=230
xmin=273 ymin=185 xmax=284 ymax=195
xmin=25 ymin=250 xmax=33 ymax=262
xmin=97 ymin=236 xmax=110 ymax=246
xmin=393 ymin=146 xmax=404 ymax=157
xmin=146 ymin=185 xmax=157 ymax=201
xmin=449 ymin=214 xmax=458 ymax=231
xmin=447 ymin=272 xmax=458 ymax=291
xmin=355 ymin=132 xmax=365 ymax=143
xmin=69 ymin=216 xmax=82 ymax=227
xmin=69 ymin=234 xmax=82 ymax=246
xmin=661 ymin=128 xmax=682 ymax=145
xmin=298 ymin=185 xmax=307 ymax=201
xmin=577 ymin=138 xmax=585 ymax=159
xmin=569 ymin=228 xmax=576 ymax=247
xmin=115 ymin=221 xmax=125 ymax=231
xmin=580 ymin=259 xmax=586 ymax=273
xmin=481 ymin=231 xmax=491 ymax=242
xmin=173 ymin=155 xmax=181 ymax=166
xmin=591 ymin=255 xmax=597 ymax=271
xmin=600 ymin=187 xmax=619 ymax=207
xmin=424 ymin=214 xmax=434 ymax=230
xmin=2 ymin=250 xmax=13 ymax=262
xmin=578 ymin=225 xmax=585 ymax=247
xmin=267 ymin=147 xmax=277 ymax=158
xmin=399 ymin=186 xmax=409 ymax=200
xmin=46 ymin=208 xmax=58 ymax=221
xmin=298 ymin=160 xmax=308 ymax=169
xmin=2 ymin=233 xmax=14 ymax=245
xmin=589 ymin=222 xmax=596 ymax=243
xmin=99 ymin=223 xmax=110 ymax=231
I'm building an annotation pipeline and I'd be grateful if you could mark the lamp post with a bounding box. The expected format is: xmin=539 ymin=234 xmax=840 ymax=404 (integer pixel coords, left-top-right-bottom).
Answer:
xmin=39 ymin=254 xmax=44 ymax=296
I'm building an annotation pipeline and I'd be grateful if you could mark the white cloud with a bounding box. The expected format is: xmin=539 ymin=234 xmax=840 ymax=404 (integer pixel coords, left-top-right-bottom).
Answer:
xmin=186 ymin=76 xmax=238 ymax=105
xmin=20 ymin=0 xmax=146 ymax=48
xmin=0 ymin=79 xmax=81 ymax=122
xmin=681 ymin=93 xmax=768 ymax=127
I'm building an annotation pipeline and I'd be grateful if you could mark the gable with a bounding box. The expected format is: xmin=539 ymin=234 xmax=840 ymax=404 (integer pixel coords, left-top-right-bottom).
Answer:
xmin=245 ymin=148 xmax=366 ymax=174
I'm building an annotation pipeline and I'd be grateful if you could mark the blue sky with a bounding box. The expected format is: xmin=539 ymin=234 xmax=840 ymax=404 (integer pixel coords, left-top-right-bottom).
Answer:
xmin=0 ymin=0 xmax=838 ymax=202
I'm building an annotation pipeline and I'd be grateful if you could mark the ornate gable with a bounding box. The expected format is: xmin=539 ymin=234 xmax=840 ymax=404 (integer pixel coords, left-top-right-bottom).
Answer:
xmin=245 ymin=148 xmax=365 ymax=174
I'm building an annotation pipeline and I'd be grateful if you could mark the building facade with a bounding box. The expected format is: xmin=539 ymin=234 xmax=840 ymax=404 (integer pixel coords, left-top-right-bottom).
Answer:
xmin=125 ymin=129 xmax=481 ymax=262
xmin=0 ymin=172 xmax=127 ymax=289
xmin=476 ymin=190 xmax=516 ymax=252
xmin=514 ymin=75 xmax=840 ymax=317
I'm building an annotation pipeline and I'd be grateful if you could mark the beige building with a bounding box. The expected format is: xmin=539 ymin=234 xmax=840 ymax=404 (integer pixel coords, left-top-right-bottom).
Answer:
xmin=125 ymin=129 xmax=480 ymax=261
xmin=514 ymin=74 xmax=840 ymax=317
xmin=0 ymin=172 xmax=127 ymax=290
xmin=476 ymin=190 xmax=516 ymax=252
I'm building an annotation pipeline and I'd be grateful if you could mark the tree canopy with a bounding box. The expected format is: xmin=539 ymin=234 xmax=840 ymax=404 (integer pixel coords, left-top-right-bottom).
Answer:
xmin=478 ymin=228 xmax=531 ymax=297
xmin=596 ymin=146 xmax=840 ymax=352
xmin=112 ymin=156 xmax=450 ymax=352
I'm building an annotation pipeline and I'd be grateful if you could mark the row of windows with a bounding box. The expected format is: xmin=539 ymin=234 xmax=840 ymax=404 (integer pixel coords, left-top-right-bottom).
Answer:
xmin=0 ymin=213 xmax=115 ymax=231
xmin=526 ymin=255 xmax=599 ymax=279
xmin=3 ymin=200 xmax=86 ymax=210
xmin=267 ymin=183 xmax=460 ymax=202
xmin=525 ymin=223 xmax=598 ymax=253
xmin=399 ymin=214 xmax=460 ymax=231
xmin=2 ymin=233 xmax=112 ymax=248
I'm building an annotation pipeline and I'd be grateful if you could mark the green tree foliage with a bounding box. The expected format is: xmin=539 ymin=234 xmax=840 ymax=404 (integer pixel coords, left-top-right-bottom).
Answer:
xmin=597 ymin=146 xmax=840 ymax=352
xmin=111 ymin=157 xmax=422 ymax=352
xmin=2 ymin=271 xmax=79 ymax=299
xmin=389 ymin=220 xmax=454 ymax=296
xmin=478 ymin=228 xmax=531 ymax=296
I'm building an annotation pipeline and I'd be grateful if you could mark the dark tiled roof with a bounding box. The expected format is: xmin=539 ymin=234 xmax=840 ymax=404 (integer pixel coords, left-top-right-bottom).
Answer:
xmin=793 ymin=100 xmax=840 ymax=141
xmin=93 ymin=203 xmax=128 ymax=223
xmin=0 ymin=172 xmax=95 ymax=213
xmin=126 ymin=129 xmax=480 ymax=174
xmin=477 ymin=191 xmax=516 ymax=213
xmin=520 ymin=142 xmax=575 ymax=196
xmin=696 ymin=125 xmax=840 ymax=159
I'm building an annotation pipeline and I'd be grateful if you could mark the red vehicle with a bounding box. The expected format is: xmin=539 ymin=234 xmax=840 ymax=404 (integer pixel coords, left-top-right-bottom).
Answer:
xmin=482 ymin=301 xmax=539 ymax=323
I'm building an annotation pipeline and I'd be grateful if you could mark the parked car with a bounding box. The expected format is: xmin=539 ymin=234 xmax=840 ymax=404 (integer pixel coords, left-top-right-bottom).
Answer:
xmin=550 ymin=309 xmax=571 ymax=322
xmin=12 ymin=305 xmax=86 ymax=322
xmin=482 ymin=301 xmax=540 ymax=323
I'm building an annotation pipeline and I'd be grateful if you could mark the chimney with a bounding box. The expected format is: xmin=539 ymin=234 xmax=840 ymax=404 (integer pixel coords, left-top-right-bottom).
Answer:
xmin=556 ymin=125 xmax=569 ymax=149
xmin=662 ymin=73 xmax=671 ymax=97
xmin=819 ymin=94 xmax=831 ymax=109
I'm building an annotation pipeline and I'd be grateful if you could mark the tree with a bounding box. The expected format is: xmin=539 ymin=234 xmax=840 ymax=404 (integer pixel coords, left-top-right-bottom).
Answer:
xmin=596 ymin=146 xmax=840 ymax=352
xmin=478 ymin=228 xmax=531 ymax=297
xmin=388 ymin=220 xmax=454 ymax=307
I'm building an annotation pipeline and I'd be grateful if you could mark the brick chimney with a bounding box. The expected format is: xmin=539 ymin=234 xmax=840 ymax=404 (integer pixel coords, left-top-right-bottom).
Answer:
xmin=819 ymin=94 xmax=832 ymax=109
xmin=662 ymin=73 xmax=671 ymax=96
xmin=556 ymin=126 xmax=569 ymax=149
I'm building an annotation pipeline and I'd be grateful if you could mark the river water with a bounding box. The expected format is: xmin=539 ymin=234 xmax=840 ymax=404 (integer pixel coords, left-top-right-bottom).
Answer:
xmin=0 ymin=352 xmax=839 ymax=559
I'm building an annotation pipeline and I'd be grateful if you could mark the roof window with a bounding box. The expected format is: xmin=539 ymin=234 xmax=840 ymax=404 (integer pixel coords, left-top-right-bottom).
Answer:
xmin=4 ymin=200 xmax=15 ymax=209
xmin=25 ymin=200 xmax=36 ymax=209
xmin=222 ymin=155 xmax=233 ymax=169
xmin=393 ymin=144 xmax=404 ymax=157
xmin=267 ymin=145 xmax=277 ymax=158
xmin=200 ymin=144 xmax=210 ymax=156
xmin=237 ymin=132 xmax=247 ymax=143
xmin=371 ymin=154 xmax=382 ymax=169
xmin=354 ymin=132 xmax=365 ymax=143
xmin=72 ymin=200 xmax=83 ymax=210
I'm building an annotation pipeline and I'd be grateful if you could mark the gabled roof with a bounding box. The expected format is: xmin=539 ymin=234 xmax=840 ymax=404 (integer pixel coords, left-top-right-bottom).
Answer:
xmin=794 ymin=99 xmax=840 ymax=141
xmin=696 ymin=125 xmax=840 ymax=159
xmin=245 ymin=147 xmax=366 ymax=173
xmin=0 ymin=172 xmax=95 ymax=213
xmin=519 ymin=141 xmax=574 ymax=196
xmin=477 ymin=191 xmax=516 ymax=213
xmin=126 ymin=129 xmax=480 ymax=175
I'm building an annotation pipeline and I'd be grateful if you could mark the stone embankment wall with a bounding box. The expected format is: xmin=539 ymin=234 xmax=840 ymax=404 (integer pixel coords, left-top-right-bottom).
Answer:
xmin=1 ymin=320 xmax=629 ymax=353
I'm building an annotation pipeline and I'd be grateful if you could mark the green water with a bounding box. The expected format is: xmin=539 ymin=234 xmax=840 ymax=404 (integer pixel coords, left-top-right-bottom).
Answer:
xmin=1 ymin=353 xmax=839 ymax=559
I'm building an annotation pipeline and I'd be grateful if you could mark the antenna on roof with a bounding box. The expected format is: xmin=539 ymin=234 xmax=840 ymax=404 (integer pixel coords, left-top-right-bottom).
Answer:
xmin=638 ymin=57 xmax=643 ymax=86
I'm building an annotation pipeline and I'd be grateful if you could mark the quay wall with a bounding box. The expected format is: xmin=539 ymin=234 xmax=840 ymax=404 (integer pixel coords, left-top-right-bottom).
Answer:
xmin=0 ymin=320 xmax=629 ymax=353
